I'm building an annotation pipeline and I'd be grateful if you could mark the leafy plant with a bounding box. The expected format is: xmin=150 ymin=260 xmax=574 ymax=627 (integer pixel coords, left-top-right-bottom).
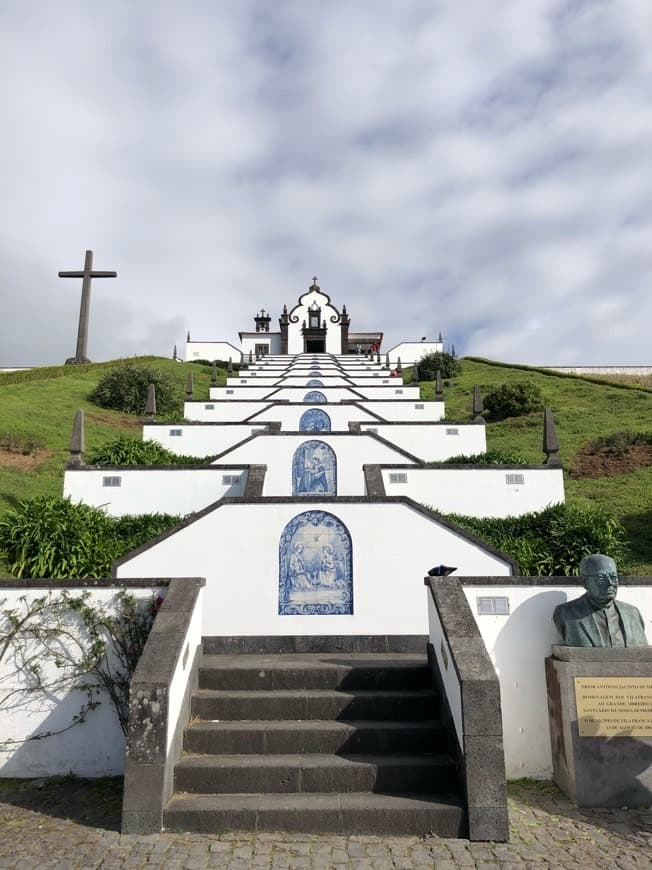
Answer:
xmin=0 ymin=588 xmax=164 ymax=740
xmin=0 ymin=431 xmax=46 ymax=456
xmin=87 ymin=437 xmax=206 ymax=466
xmin=483 ymin=381 xmax=544 ymax=421
xmin=439 ymin=449 xmax=529 ymax=466
xmin=0 ymin=496 xmax=180 ymax=578
xmin=88 ymin=363 xmax=182 ymax=417
xmin=431 ymin=502 xmax=629 ymax=575
xmin=416 ymin=351 xmax=462 ymax=380
xmin=585 ymin=430 xmax=652 ymax=457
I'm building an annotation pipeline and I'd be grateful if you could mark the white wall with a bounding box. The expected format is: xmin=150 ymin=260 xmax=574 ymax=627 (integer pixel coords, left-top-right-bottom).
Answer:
xmin=240 ymin=334 xmax=282 ymax=356
xmin=209 ymin=434 xmax=414 ymax=494
xmin=115 ymin=501 xmax=513 ymax=637
xmin=427 ymin=593 xmax=462 ymax=748
xmin=143 ymin=423 xmax=268 ymax=457
xmin=184 ymin=401 xmax=273 ymax=422
xmin=357 ymin=401 xmax=445 ymax=422
xmin=547 ymin=366 xmax=652 ymax=375
xmin=185 ymin=341 xmax=241 ymax=361
xmin=359 ymin=423 xmax=487 ymax=462
xmin=64 ymin=468 xmax=249 ymax=516
xmin=352 ymin=386 xmax=421 ymax=400
xmin=462 ymin=582 xmax=652 ymax=779
xmin=386 ymin=341 xmax=443 ymax=364
xmin=0 ymin=585 xmax=163 ymax=777
xmin=246 ymin=404 xmax=379 ymax=430
xmin=381 ymin=467 xmax=565 ymax=517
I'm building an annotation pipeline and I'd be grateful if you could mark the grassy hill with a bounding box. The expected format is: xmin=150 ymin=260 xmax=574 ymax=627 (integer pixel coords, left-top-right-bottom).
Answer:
xmin=1 ymin=355 xmax=651 ymax=574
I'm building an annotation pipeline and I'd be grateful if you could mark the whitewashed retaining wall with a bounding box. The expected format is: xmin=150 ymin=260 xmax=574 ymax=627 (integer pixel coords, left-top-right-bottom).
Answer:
xmin=143 ymin=424 xmax=268 ymax=457
xmin=462 ymin=581 xmax=652 ymax=779
xmin=0 ymin=584 xmax=164 ymax=777
xmin=246 ymin=404 xmax=380 ymax=429
xmin=380 ymin=467 xmax=565 ymax=517
xmin=64 ymin=468 xmax=249 ymax=516
xmin=209 ymin=435 xmax=413 ymax=494
xmin=185 ymin=340 xmax=242 ymax=361
xmin=359 ymin=423 xmax=487 ymax=462
xmin=115 ymin=501 xmax=513 ymax=636
xmin=184 ymin=401 xmax=273 ymax=422
xmin=386 ymin=341 xmax=443 ymax=364
xmin=357 ymin=401 xmax=445 ymax=422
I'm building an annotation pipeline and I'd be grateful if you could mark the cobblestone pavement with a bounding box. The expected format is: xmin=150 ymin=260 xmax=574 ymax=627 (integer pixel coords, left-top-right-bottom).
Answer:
xmin=0 ymin=778 xmax=649 ymax=868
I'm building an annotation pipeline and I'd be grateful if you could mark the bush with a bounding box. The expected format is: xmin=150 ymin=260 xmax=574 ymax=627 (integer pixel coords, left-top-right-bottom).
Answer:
xmin=483 ymin=381 xmax=544 ymax=420
xmin=87 ymin=437 xmax=207 ymax=466
xmin=432 ymin=502 xmax=629 ymax=576
xmin=0 ymin=430 xmax=46 ymax=455
xmin=417 ymin=352 xmax=462 ymax=380
xmin=585 ymin=430 xmax=652 ymax=457
xmin=0 ymin=496 xmax=180 ymax=578
xmin=439 ymin=449 xmax=529 ymax=466
xmin=88 ymin=363 xmax=182 ymax=417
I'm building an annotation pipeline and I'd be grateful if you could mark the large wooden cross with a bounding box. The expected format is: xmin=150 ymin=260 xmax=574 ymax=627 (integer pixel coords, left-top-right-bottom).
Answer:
xmin=59 ymin=249 xmax=117 ymax=363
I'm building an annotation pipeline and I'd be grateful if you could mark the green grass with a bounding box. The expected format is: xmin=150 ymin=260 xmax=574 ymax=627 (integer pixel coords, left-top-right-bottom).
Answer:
xmin=1 ymin=355 xmax=651 ymax=574
xmin=419 ymin=358 xmax=652 ymax=573
xmin=0 ymin=357 xmax=222 ymax=575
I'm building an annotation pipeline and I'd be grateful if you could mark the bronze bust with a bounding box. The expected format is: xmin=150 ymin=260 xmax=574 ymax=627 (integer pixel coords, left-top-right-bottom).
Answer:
xmin=553 ymin=554 xmax=648 ymax=647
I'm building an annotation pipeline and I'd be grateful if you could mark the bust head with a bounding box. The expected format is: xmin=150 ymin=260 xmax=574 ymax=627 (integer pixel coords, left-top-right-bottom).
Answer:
xmin=580 ymin=553 xmax=618 ymax=609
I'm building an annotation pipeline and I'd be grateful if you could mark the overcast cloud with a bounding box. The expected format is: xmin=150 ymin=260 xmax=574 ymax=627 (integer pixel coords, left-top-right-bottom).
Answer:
xmin=1 ymin=0 xmax=651 ymax=365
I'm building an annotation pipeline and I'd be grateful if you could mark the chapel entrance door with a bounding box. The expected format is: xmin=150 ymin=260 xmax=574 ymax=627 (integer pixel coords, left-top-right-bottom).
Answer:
xmin=305 ymin=339 xmax=325 ymax=353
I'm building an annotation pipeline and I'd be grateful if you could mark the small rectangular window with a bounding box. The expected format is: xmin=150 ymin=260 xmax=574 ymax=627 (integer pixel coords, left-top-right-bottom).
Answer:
xmin=389 ymin=472 xmax=408 ymax=484
xmin=477 ymin=596 xmax=510 ymax=616
xmin=395 ymin=389 xmax=403 ymax=394
xmin=222 ymin=474 xmax=242 ymax=485
xmin=446 ymin=428 xmax=459 ymax=435
xmin=192 ymin=352 xmax=199 ymax=357
xmin=373 ymin=372 xmax=379 ymax=377
xmin=383 ymin=380 xmax=389 ymax=384
xmin=241 ymin=379 xmax=247 ymax=383
xmin=204 ymin=404 xmax=214 ymax=410
xmin=102 ymin=476 xmax=122 ymax=487
xmin=505 ymin=473 xmax=525 ymax=485
xmin=415 ymin=403 xmax=424 ymax=410
xmin=226 ymin=389 xmax=234 ymax=395
xmin=169 ymin=429 xmax=182 ymax=437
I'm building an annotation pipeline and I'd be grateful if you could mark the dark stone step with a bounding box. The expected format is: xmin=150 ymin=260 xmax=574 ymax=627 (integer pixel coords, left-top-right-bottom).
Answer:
xmin=202 ymin=635 xmax=428 ymax=655
xmin=198 ymin=653 xmax=431 ymax=691
xmin=191 ymin=689 xmax=438 ymax=721
xmin=184 ymin=719 xmax=447 ymax=755
xmin=164 ymin=792 xmax=465 ymax=837
xmin=175 ymin=753 xmax=456 ymax=795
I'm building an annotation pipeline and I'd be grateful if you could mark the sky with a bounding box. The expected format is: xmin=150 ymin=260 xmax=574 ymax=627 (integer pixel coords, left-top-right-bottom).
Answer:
xmin=1 ymin=0 xmax=651 ymax=366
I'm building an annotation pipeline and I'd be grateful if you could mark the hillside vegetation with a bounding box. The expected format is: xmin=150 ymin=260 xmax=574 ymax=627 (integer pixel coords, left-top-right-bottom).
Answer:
xmin=0 ymin=355 xmax=651 ymax=573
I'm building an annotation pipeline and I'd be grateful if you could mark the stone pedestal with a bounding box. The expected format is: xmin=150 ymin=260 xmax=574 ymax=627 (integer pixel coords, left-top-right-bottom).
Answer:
xmin=545 ymin=645 xmax=652 ymax=807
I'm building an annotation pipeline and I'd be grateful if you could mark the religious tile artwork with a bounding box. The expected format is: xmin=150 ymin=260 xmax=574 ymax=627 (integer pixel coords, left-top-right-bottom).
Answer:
xmin=299 ymin=408 xmax=332 ymax=433
xmin=304 ymin=390 xmax=327 ymax=403
xmin=306 ymin=379 xmax=324 ymax=387
xmin=292 ymin=440 xmax=337 ymax=495
xmin=279 ymin=510 xmax=353 ymax=615
xmin=308 ymin=370 xmax=321 ymax=376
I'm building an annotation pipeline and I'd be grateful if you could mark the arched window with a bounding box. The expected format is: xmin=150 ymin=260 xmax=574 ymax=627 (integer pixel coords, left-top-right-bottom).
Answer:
xmin=303 ymin=390 xmax=327 ymax=403
xmin=279 ymin=510 xmax=353 ymax=615
xmin=292 ymin=440 xmax=336 ymax=495
xmin=299 ymin=408 xmax=331 ymax=433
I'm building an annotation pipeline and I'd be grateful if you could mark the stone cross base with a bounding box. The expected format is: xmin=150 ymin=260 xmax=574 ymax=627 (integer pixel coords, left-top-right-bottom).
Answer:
xmin=65 ymin=356 xmax=91 ymax=365
xmin=546 ymin=645 xmax=652 ymax=807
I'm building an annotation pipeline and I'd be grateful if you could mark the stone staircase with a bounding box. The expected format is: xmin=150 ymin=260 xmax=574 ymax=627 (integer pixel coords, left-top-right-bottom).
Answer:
xmin=163 ymin=642 xmax=466 ymax=836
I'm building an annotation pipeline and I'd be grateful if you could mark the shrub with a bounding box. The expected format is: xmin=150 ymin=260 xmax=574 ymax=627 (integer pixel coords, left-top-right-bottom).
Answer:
xmin=432 ymin=502 xmax=629 ymax=576
xmin=0 ymin=430 xmax=46 ymax=455
xmin=483 ymin=381 xmax=544 ymax=420
xmin=0 ymin=496 xmax=180 ymax=578
xmin=88 ymin=363 xmax=182 ymax=417
xmin=87 ymin=437 xmax=207 ymax=466
xmin=585 ymin=430 xmax=652 ymax=457
xmin=439 ymin=449 xmax=529 ymax=466
xmin=417 ymin=352 xmax=462 ymax=380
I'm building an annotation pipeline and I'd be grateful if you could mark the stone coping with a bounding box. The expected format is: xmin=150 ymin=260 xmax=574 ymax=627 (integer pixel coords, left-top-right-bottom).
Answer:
xmin=0 ymin=577 xmax=172 ymax=589
xmin=372 ymin=462 xmax=559 ymax=470
xmin=456 ymin=575 xmax=652 ymax=586
xmin=551 ymin=644 xmax=652 ymax=661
